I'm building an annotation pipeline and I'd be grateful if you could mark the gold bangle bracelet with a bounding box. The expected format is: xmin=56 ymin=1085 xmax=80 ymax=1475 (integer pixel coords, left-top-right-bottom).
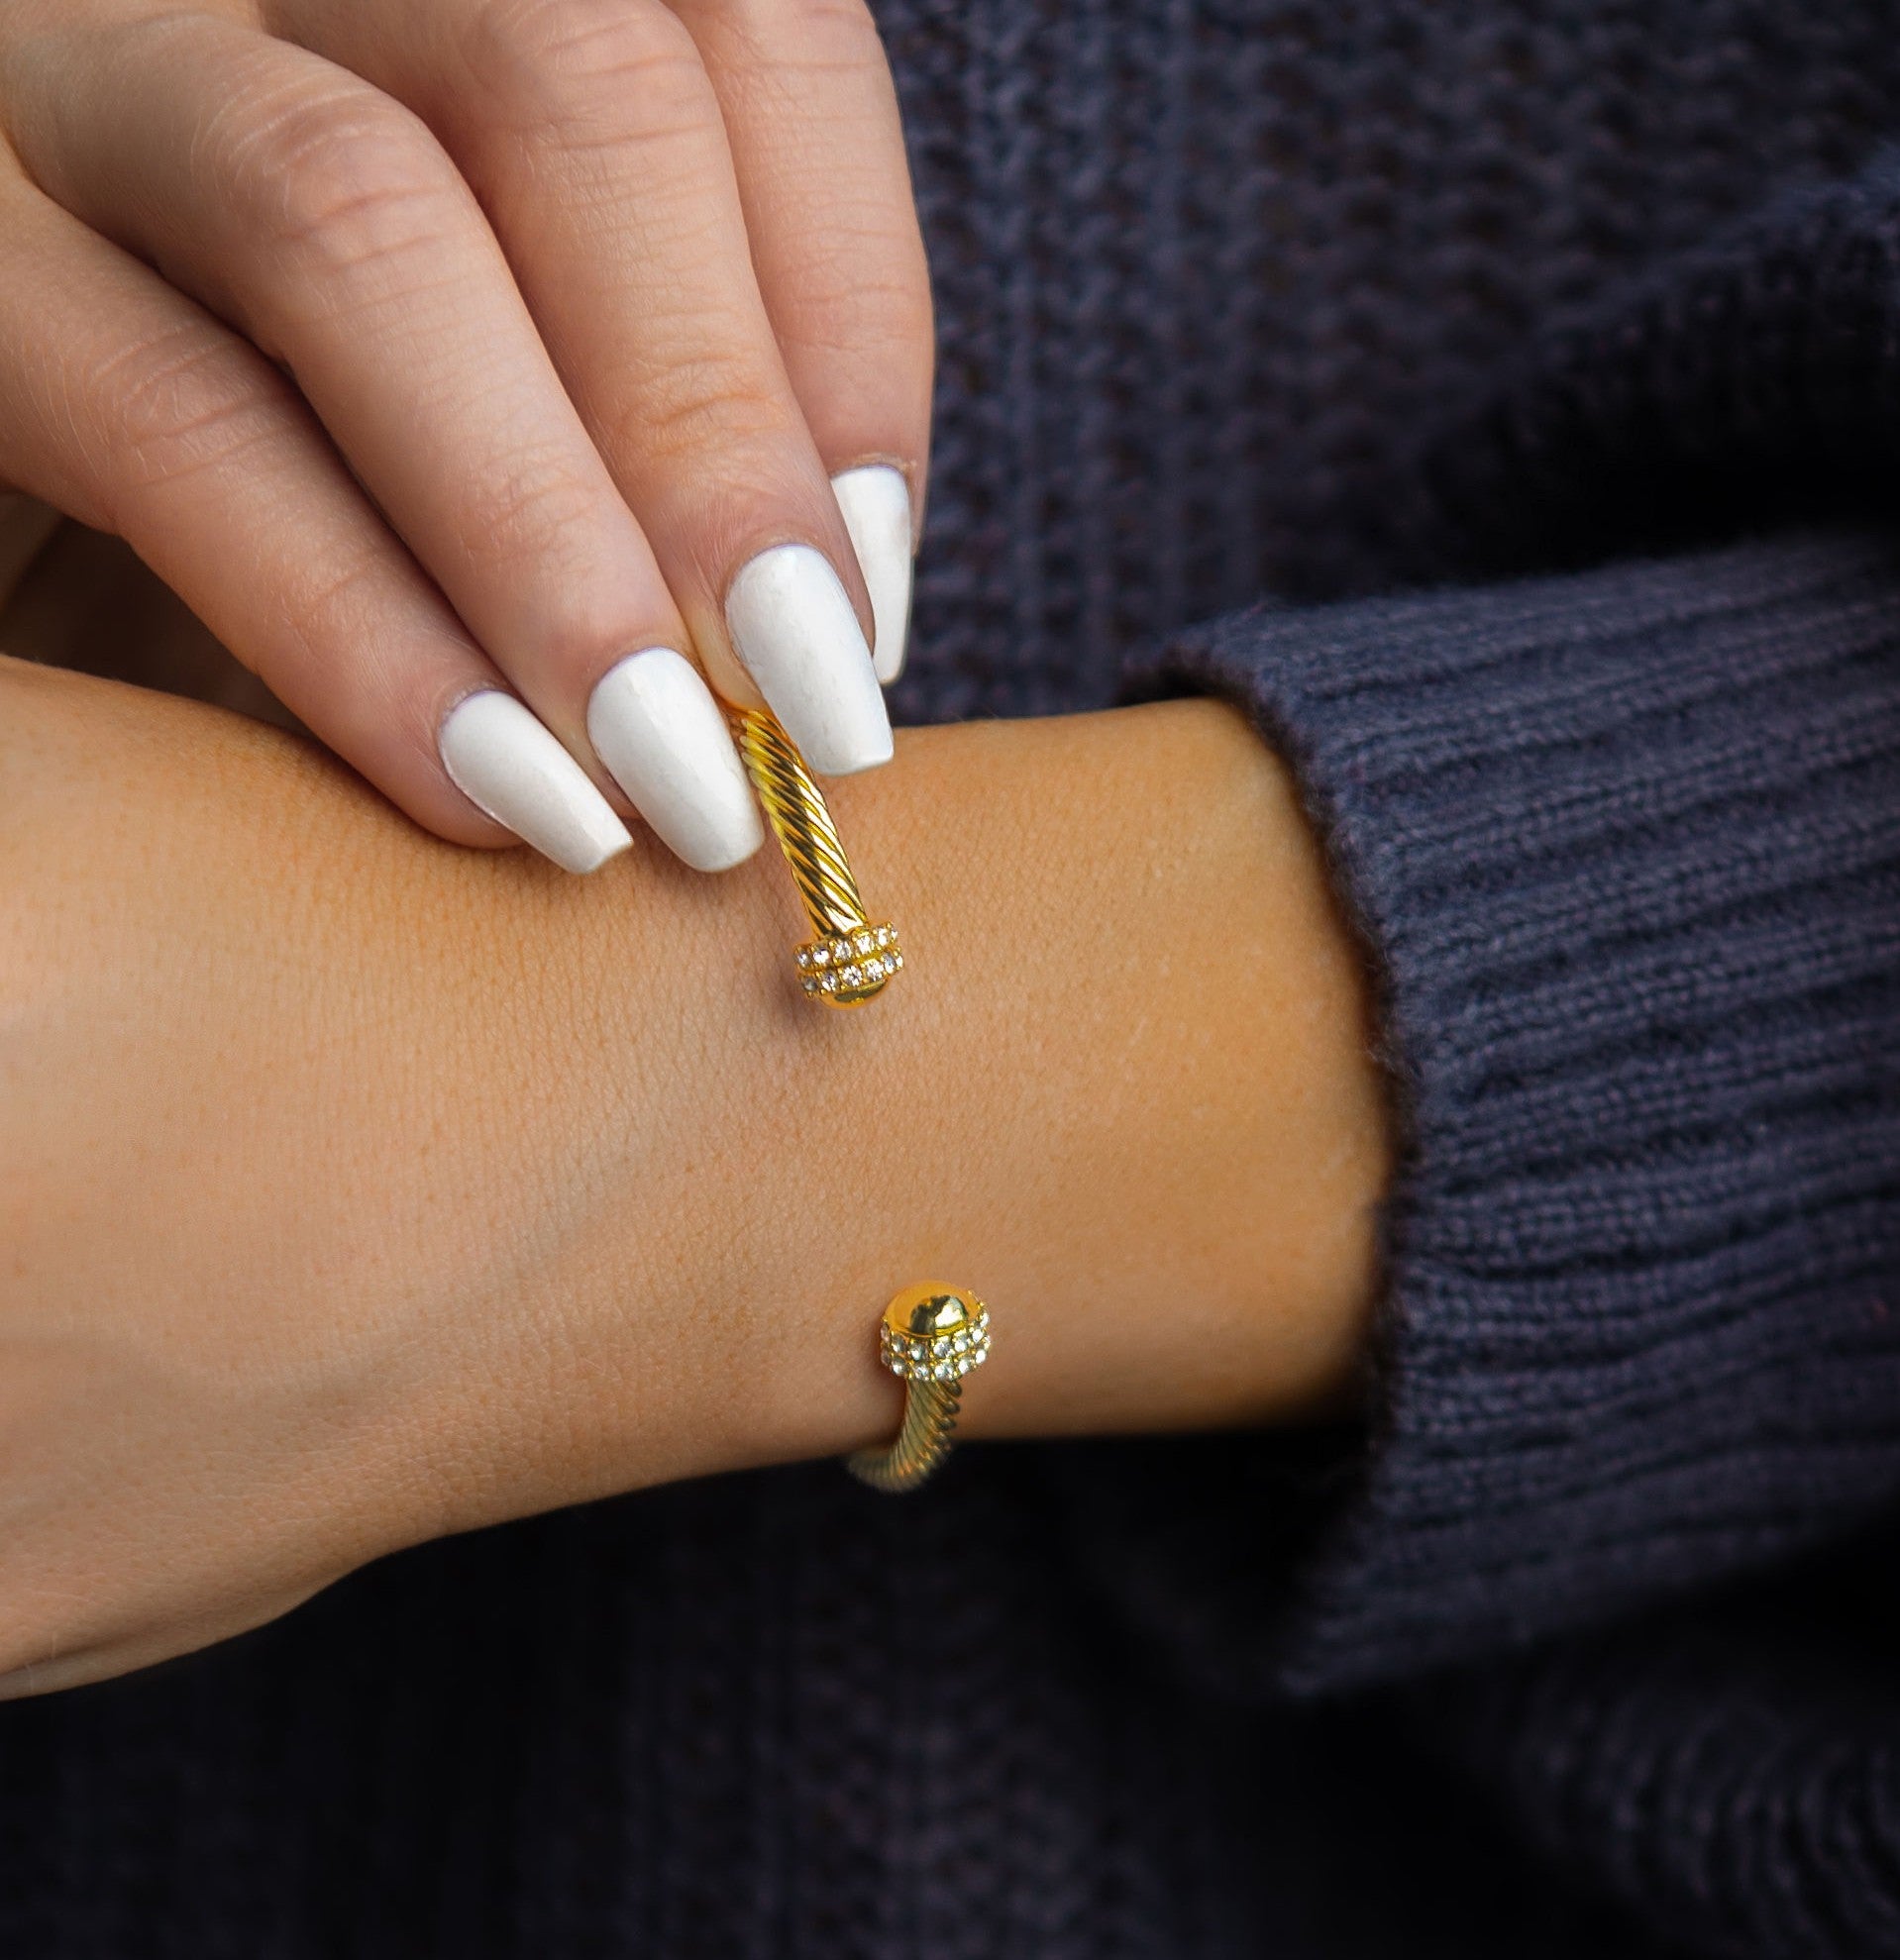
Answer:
xmin=845 ymin=1285 xmax=992 ymax=1493
xmin=723 ymin=709 xmax=967 ymax=1489
xmin=728 ymin=705 xmax=903 ymax=1006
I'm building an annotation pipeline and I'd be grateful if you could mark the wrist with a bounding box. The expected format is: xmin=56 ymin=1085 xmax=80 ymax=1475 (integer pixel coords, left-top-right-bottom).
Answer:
xmin=0 ymin=656 xmax=1387 ymax=1578
xmin=525 ymin=699 xmax=1391 ymax=1501
xmin=742 ymin=700 xmax=1390 ymax=1460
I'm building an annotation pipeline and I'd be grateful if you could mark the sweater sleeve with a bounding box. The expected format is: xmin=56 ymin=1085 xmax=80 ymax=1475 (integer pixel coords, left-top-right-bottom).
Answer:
xmin=1404 ymin=1531 xmax=1900 ymax=1960
xmin=1045 ymin=146 xmax=1900 ymax=1705
xmin=1086 ymin=527 xmax=1900 ymax=1697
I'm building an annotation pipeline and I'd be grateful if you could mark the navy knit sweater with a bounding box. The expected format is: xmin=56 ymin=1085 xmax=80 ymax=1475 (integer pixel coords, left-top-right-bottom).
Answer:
xmin=6 ymin=4 xmax=1900 ymax=1956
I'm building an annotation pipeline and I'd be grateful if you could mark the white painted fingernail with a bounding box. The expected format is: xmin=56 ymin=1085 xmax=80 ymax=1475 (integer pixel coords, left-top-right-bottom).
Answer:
xmin=439 ymin=690 xmax=631 ymax=875
xmin=587 ymin=649 xmax=764 ymax=874
xmin=724 ymin=544 xmax=893 ymax=774
xmin=831 ymin=465 xmax=915 ymax=684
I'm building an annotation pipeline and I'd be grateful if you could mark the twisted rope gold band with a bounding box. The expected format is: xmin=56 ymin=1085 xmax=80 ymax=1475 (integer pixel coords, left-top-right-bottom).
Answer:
xmin=728 ymin=705 xmax=902 ymax=1006
xmin=847 ymin=1379 xmax=963 ymax=1493
xmin=721 ymin=716 xmax=962 ymax=1488
xmin=845 ymin=1285 xmax=992 ymax=1493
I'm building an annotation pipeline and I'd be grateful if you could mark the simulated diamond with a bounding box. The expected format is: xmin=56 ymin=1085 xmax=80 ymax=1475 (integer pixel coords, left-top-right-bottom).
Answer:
xmin=813 ymin=943 xmax=831 ymax=967
xmin=801 ymin=977 xmax=819 ymax=994
xmin=951 ymin=1332 xmax=969 ymax=1352
xmin=795 ymin=947 xmax=812 ymax=971
xmin=892 ymin=951 xmax=904 ymax=971
xmin=819 ymin=972 xmax=840 ymax=992
xmin=830 ymin=938 xmax=853 ymax=964
xmin=876 ymin=926 xmax=893 ymax=948
xmin=854 ymin=930 xmax=874 ymax=955
xmin=842 ymin=964 xmax=862 ymax=986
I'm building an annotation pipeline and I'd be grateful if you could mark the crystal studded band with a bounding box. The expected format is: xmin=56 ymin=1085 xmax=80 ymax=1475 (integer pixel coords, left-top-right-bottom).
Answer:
xmin=845 ymin=1285 xmax=992 ymax=1494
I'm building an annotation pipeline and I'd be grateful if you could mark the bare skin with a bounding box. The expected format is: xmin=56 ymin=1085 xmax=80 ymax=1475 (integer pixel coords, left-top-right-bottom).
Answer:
xmin=0 ymin=530 xmax=1389 ymax=1697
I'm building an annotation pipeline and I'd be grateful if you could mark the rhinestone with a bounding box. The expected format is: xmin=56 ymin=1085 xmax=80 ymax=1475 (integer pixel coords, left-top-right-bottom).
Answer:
xmin=841 ymin=964 xmax=861 ymax=986
xmin=892 ymin=951 xmax=904 ymax=971
xmin=795 ymin=947 xmax=812 ymax=971
xmin=854 ymin=930 xmax=874 ymax=955
xmin=819 ymin=972 xmax=839 ymax=993
xmin=801 ymin=977 xmax=818 ymax=994
xmin=951 ymin=1332 xmax=969 ymax=1353
xmin=876 ymin=926 xmax=893 ymax=948
xmin=830 ymin=938 xmax=853 ymax=964
xmin=813 ymin=944 xmax=831 ymax=967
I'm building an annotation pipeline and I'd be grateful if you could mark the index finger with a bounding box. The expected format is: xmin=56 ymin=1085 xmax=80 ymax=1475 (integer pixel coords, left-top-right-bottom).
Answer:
xmin=665 ymin=0 xmax=934 ymax=682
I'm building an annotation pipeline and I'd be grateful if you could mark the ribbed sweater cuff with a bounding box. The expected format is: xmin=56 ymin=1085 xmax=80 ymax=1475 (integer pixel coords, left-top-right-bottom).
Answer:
xmin=1107 ymin=528 xmax=1900 ymax=1696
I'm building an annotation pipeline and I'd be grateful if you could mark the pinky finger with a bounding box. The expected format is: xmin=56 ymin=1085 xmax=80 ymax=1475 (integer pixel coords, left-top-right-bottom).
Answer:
xmin=0 ymin=174 xmax=630 ymax=874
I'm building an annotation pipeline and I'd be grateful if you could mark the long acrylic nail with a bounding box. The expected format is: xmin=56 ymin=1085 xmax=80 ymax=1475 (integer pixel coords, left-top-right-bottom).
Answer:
xmin=439 ymin=690 xmax=632 ymax=874
xmin=724 ymin=544 xmax=893 ymax=775
xmin=831 ymin=465 xmax=914 ymax=684
xmin=587 ymin=648 xmax=764 ymax=873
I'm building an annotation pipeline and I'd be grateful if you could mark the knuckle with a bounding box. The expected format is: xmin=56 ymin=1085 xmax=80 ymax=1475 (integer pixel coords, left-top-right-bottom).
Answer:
xmin=719 ymin=0 xmax=884 ymax=63
xmin=208 ymin=76 xmax=458 ymax=284
xmin=620 ymin=349 xmax=792 ymax=463
xmin=776 ymin=252 xmax=935 ymax=359
xmin=86 ymin=325 xmax=281 ymax=503
xmin=464 ymin=439 xmax=611 ymax=567
xmin=462 ymin=0 xmax=714 ymax=136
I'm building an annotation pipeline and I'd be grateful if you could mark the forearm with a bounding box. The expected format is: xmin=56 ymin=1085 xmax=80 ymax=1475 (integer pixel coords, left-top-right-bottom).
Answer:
xmin=0 ymin=653 xmax=1387 ymax=1683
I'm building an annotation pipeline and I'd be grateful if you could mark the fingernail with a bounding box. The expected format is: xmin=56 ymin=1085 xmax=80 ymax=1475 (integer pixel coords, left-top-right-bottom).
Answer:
xmin=439 ymin=690 xmax=632 ymax=874
xmin=587 ymin=648 xmax=765 ymax=873
xmin=724 ymin=543 xmax=894 ymax=774
xmin=831 ymin=465 xmax=914 ymax=684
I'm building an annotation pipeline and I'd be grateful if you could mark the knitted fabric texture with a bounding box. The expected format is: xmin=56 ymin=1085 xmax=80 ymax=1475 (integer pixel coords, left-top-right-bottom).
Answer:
xmin=5 ymin=4 xmax=1900 ymax=1957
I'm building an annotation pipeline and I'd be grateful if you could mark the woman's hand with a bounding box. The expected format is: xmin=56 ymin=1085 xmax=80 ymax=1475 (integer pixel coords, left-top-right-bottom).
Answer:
xmin=0 ymin=647 xmax=1387 ymax=1698
xmin=0 ymin=0 xmax=930 ymax=872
